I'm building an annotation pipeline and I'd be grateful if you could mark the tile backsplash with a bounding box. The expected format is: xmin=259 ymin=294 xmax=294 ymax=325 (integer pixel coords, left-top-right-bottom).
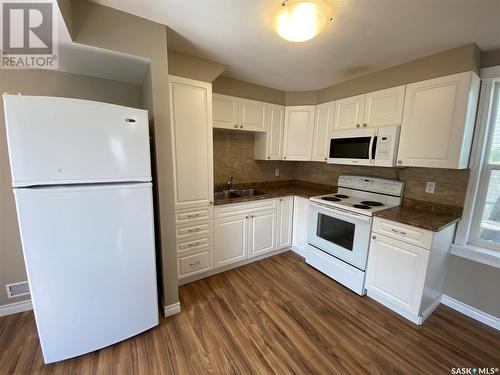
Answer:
xmin=213 ymin=130 xmax=295 ymax=184
xmin=213 ymin=130 xmax=470 ymax=208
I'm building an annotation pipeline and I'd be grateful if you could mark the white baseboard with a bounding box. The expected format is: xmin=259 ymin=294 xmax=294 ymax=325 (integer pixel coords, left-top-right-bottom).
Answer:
xmin=163 ymin=302 xmax=181 ymax=317
xmin=441 ymin=295 xmax=500 ymax=330
xmin=0 ymin=299 xmax=33 ymax=317
xmin=419 ymin=296 xmax=442 ymax=324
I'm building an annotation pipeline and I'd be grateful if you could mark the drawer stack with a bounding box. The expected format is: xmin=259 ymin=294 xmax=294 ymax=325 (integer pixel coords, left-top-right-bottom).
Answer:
xmin=176 ymin=206 xmax=214 ymax=280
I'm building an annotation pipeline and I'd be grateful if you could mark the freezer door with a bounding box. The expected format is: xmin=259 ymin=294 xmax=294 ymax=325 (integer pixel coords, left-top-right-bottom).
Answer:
xmin=14 ymin=183 xmax=159 ymax=363
xmin=3 ymin=95 xmax=151 ymax=186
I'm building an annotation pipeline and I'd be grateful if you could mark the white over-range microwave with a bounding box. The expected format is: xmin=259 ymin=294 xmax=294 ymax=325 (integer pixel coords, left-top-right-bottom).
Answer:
xmin=327 ymin=126 xmax=400 ymax=167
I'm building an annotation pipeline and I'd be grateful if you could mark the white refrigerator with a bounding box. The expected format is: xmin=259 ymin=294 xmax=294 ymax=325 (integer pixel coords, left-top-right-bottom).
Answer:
xmin=3 ymin=94 xmax=159 ymax=363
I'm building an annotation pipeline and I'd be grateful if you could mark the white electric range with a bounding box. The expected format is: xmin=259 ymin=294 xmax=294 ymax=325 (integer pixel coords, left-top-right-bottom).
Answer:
xmin=306 ymin=175 xmax=404 ymax=295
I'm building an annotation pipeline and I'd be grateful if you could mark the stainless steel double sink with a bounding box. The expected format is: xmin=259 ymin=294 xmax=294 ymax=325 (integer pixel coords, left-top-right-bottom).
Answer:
xmin=214 ymin=188 xmax=266 ymax=200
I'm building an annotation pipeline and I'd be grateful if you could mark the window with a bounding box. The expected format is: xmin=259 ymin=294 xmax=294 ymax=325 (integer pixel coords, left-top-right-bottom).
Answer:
xmin=470 ymin=82 xmax=500 ymax=251
xmin=453 ymin=69 xmax=500 ymax=268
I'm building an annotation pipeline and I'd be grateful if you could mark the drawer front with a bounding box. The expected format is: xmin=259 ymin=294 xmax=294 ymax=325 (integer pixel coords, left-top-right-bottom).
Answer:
xmin=178 ymin=251 xmax=212 ymax=278
xmin=177 ymin=235 xmax=213 ymax=255
xmin=372 ymin=217 xmax=433 ymax=249
xmin=214 ymin=198 xmax=276 ymax=218
xmin=176 ymin=220 xmax=213 ymax=239
xmin=175 ymin=206 xmax=213 ymax=224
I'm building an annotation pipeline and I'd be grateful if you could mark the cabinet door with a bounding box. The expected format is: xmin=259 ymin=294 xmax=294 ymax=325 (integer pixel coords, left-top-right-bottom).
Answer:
xmin=292 ymin=196 xmax=309 ymax=256
xmin=169 ymin=76 xmax=213 ymax=209
xmin=248 ymin=210 xmax=277 ymax=258
xmin=277 ymin=197 xmax=293 ymax=249
xmin=365 ymin=234 xmax=429 ymax=315
xmin=254 ymin=104 xmax=284 ymax=160
xmin=283 ymin=106 xmax=315 ymax=161
xmin=213 ymin=93 xmax=238 ymax=130
xmin=238 ymin=98 xmax=267 ymax=132
xmin=363 ymin=85 xmax=405 ymax=127
xmin=311 ymin=101 xmax=335 ymax=161
xmin=333 ymin=94 xmax=365 ymax=130
xmin=397 ymin=72 xmax=479 ymax=169
xmin=214 ymin=215 xmax=248 ymax=268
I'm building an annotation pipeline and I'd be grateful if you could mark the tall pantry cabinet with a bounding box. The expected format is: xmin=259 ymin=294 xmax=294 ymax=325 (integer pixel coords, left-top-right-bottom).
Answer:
xmin=169 ymin=75 xmax=215 ymax=280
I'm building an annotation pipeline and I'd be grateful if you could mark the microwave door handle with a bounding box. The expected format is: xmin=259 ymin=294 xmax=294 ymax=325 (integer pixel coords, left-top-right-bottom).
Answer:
xmin=368 ymin=135 xmax=375 ymax=164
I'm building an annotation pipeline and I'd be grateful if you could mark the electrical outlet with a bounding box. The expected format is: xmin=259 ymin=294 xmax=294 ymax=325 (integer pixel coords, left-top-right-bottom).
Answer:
xmin=425 ymin=181 xmax=436 ymax=194
xmin=274 ymin=168 xmax=280 ymax=177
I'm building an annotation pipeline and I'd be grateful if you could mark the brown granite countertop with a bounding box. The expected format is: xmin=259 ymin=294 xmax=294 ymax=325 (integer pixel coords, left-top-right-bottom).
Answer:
xmin=374 ymin=199 xmax=462 ymax=232
xmin=213 ymin=180 xmax=335 ymax=206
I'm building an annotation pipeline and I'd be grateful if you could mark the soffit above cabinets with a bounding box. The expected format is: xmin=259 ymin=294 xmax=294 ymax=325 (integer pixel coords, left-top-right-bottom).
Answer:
xmin=92 ymin=0 xmax=500 ymax=91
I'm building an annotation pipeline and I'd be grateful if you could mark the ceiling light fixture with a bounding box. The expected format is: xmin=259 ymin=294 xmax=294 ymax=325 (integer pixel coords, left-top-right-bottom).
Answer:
xmin=273 ymin=0 xmax=333 ymax=42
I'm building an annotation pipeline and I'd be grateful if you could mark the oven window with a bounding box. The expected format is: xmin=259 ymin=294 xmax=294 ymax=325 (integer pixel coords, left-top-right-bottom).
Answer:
xmin=329 ymin=137 xmax=375 ymax=159
xmin=317 ymin=213 xmax=355 ymax=250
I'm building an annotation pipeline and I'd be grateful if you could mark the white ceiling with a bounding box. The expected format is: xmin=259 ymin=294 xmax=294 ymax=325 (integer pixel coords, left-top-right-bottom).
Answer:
xmin=91 ymin=0 xmax=500 ymax=91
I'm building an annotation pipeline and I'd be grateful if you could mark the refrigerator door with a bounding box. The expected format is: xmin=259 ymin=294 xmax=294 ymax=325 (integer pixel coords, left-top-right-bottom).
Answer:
xmin=14 ymin=183 xmax=159 ymax=363
xmin=3 ymin=95 xmax=151 ymax=187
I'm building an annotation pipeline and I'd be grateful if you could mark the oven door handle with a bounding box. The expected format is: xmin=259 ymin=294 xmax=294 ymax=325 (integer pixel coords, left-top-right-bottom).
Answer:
xmin=311 ymin=202 xmax=372 ymax=223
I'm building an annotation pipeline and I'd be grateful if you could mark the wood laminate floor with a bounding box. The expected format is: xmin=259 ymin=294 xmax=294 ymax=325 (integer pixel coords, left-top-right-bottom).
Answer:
xmin=1 ymin=251 xmax=498 ymax=374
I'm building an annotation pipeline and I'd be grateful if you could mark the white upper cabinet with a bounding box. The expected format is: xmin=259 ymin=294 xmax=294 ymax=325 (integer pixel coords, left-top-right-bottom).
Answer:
xmin=213 ymin=94 xmax=266 ymax=132
xmin=283 ymin=105 xmax=315 ymax=161
xmin=169 ymin=75 xmax=213 ymax=209
xmin=397 ymin=71 xmax=480 ymax=169
xmin=333 ymin=94 xmax=365 ymax=130
xmin=254 ymin=104 xmax=284 ymax=160
xmin=212 ymin=93 xmax=238 ymax=130
xmin=333 ymin=86 xmax=405 ymax=130
xmin=363 ymin=86 xmax=406 ymax=127
xmin=311 ymin=101 xmax=335 ymax=161
xmin=238 ymin=98 xmax=267 ymax=132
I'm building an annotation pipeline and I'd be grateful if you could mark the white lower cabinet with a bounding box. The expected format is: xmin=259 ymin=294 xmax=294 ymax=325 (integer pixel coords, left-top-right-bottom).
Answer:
xmin=291 ymin=196 xmax=309 ymax=256
xmin=214 ymin=214 xmax=248 ymax=268
xmin=179 ymin=197 xmax=297 ymax=282
xmin=248 ymin=209 xmax=277 ymax=258
xmin=365 ymin=217 xmax=456 ymax=325
xmin=365 ymin=234 xmax=429 ymax=315
xmin=277 ymin=197 xmax=294 ymax=248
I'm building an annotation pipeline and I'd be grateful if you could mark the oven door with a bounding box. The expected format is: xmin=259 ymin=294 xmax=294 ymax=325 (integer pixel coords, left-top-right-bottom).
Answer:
xmin=307 ymin=202 xmax=372 ymax=270
xmin=327 ymin=128 xmax=376 ymax=166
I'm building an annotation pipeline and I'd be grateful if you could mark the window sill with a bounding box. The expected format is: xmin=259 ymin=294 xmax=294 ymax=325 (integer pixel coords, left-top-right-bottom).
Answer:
xmin=450 ymin=243 xmax=500 ymax=269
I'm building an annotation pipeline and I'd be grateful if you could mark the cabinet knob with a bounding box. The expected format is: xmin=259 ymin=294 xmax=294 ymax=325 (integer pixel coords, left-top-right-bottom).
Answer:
xmin=363 ymin=123 xmax=367 ymax=128
xmin=267 ymin=156 xmax=270 ymax=159
xmin=246 ymin=216 xmax=249 ymax=219
xmin=283 ymin=156 xmax=287 ymax=160
xmin=372 ymin=235 xmax=376 ymax=239
xmin=397 ymin=160 xmax=402 ymax=165
xmin=356 ymin=124 xmax=361 ymax=128
xmin=324 ymin=157 xmax=327 ymax=161
xmin=240 ymin=125 xmax=243 ymax=129
xmin=234 ymin=125 xmax=238 ymax=128
xmin=209 ymin=201 xmax=213 ymax=205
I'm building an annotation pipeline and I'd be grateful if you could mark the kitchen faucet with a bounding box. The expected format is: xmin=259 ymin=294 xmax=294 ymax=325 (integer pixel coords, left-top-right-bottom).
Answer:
xmin=227 ymin=176 xmax=234 ymax=191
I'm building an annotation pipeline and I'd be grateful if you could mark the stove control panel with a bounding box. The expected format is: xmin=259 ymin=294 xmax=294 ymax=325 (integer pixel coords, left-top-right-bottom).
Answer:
xmin=338 ymin=175 xmax=404 ymax=197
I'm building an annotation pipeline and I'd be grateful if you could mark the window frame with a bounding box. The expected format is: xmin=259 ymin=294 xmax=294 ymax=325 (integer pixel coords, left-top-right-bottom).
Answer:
xmin=453 ymin=66 xmax=500 ymax=268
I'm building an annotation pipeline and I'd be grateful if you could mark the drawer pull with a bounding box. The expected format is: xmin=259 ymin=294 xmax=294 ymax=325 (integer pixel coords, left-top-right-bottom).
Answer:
xmin=391 ymin=228 xmax=407 ymax=235
xmin=187 ymin=214 xmax=200 ymax=218
xmin=188 ymin=242 xmax=201 ymax=247
xmin=188 ymin=228 xmax=200 ymax=233
xmin=189 ymin=261 xmax=201 ymax=267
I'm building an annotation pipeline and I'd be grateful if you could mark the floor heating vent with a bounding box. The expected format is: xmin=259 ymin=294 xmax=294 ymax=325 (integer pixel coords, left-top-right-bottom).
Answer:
xmin=5 ymin=281 xmax=30 ymax=298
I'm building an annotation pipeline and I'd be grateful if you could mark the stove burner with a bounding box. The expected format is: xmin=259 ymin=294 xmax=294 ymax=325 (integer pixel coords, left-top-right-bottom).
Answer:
xmin=353 ymin=204 xmax=372 ymax=209
xmin=335 ymin=194 xmax=349 ymax=198
xmin=360 ymin=201 xmax=384 ymax=207
xmin=321 ymin=196 xmax=341 ymax=202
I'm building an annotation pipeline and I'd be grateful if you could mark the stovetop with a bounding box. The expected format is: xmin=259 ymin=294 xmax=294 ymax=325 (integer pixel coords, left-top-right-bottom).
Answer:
xmin=310 ymin=176 xmax=404 ymax=216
